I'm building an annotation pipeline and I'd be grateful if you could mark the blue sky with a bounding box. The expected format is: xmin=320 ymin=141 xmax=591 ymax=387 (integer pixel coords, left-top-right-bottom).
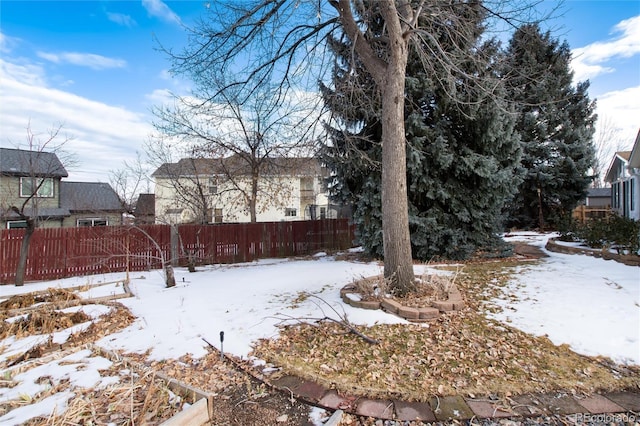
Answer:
xmin=1 ymin=0 xmax=639 ymax=184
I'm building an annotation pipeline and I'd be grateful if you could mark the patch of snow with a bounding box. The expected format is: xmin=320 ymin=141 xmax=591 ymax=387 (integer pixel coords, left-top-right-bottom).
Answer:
xmin=76 ymin=282 xmax=128 ymax=300
xmin=308 ymin=406 xmax=330 ymax=425
xmin=1 ymin=234 xmax=638 ymax=425
xmin=346 ymin=293 xmax=361 ymax=302
xmin=0 ymin=349 xmax=115 ymax=404
xmin=491 ymin=232 xmax=639 ymax=365
xmin=0 ymin=391 xmax=74 ymax=426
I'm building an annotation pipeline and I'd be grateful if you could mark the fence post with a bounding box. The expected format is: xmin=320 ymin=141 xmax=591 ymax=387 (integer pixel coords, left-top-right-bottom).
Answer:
xmin=170 ymin=225 xmax=179 ymax=266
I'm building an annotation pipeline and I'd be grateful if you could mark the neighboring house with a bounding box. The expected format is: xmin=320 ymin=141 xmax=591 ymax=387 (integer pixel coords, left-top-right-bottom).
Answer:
xmin=152 ymin=156 xmax=337 ymax=224
xmin=133 ymin=193 xmax=156 ymax=225
xmin=59 ymin=181 xmax=124 ymax=227
xmin=572 ymin=187 xmax=611 ymax=222
xmin=0 ymin=147 xmax=69 ymax=228
xmin=605 ymin=129 xmax=640 ymax=220
xmin=0 ymin=147 xmax=124 ymax=228
xmin=583 ymin=187 xmax=611 ymax=208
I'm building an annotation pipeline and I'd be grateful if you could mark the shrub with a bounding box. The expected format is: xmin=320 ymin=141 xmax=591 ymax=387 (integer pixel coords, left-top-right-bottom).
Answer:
xmin=573 ymin=215 xmax=640 ymax=254
xmin=607 ymin=215 xmax=640 ymax=255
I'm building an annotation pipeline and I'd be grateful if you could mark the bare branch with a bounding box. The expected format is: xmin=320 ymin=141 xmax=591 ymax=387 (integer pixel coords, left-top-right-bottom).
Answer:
xmin=271 ymin=294 xmax=379 ymax=344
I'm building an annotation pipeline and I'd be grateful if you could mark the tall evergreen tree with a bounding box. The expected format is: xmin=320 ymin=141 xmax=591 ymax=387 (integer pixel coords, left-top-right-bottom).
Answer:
xmin=503 ymin=24 xmax=596 ymax=229
xmin=321 ymin=3 xmax=521 ymax=261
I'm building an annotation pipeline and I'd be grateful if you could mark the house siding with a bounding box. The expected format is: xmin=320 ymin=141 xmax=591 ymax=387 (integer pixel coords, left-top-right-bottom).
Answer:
xmin=605 ymin=145 xmax=640 ymax=221
xmin=154 ymin=174 xmax=331 ymax=224
xmin=61 ymin=213 xmax=123 ymax=228
xmin=0 ymin=175 xmax=67 ymax=228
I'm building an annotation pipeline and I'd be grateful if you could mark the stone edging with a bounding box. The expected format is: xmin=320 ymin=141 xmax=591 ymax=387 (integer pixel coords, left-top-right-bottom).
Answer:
xmin=267 ymin=375 xmax=640 ymax=423
xmin=340 ymin=282 xmax=465 ymax=322
xmin=546 ymin=238 xmax=640 ymax=267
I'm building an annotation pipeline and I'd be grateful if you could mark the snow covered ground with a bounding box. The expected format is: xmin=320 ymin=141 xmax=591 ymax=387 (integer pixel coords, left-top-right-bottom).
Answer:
xmin=0 ymin=233 xmax=638 ymax=424
xmin=496 ymin=232 xmax=639 ymax=365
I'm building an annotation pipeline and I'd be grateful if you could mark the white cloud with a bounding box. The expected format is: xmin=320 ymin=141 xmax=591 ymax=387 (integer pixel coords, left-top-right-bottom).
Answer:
xmin=142 ymin=0 xmax=182 ymax=26
xmin=0 ymin=32 xmax=8 ymax=53
xmin=145 ymin=88 xmax=174 ymax=106
xmin=0 ymin=58 xmax=47 ymax=86
xmin=0 ymin=31 xmax=20 ymax=54
xmin=158 ymin=69 xmax=172 ymax=80
xmin=572 ymin=15 xmax=640 ymax=81
xmin=0 ymin=58 xmax=153 ymax=182
xmin=107 ymin=12 xmax=137 ymax=28
xmin=595 ymin=85 xmax=640 ymax=149
xmin=36 ymin=51 xmax=127 ymax=70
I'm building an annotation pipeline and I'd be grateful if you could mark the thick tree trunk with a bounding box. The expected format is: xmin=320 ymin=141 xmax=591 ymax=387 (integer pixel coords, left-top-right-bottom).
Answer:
xmin=15 ymin=219 xmax=35 ymax=286
xmin=164 ymin=263 xmax=176 ymax=288
xmin=380 ymin=45 xmax=415 ymax=296
xmin=334 ymin=0 xmax=416 ymax=295
xmin=250 ymin=172 xmax=258 ymax=223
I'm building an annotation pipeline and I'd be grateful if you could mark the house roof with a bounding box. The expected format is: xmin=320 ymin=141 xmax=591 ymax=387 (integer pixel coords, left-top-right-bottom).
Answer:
xmin=0 ymin=148 xmax=68 ymax=178
xmin=604 ymin=151 xmax=631 ymax=183
xmin=134 ymin=193 xmax=155 ymax=216
xmin=0 ymin=207 xmax=70 ymax=220
xmin=60 ymin=181 xmax=124 ymax=212
xmin=152 ymin=156 xmax=324 ymax=179
xmin=628 ymin=129 xmax=640 ymax=169
xmin=587 ymin=187 xmax=610 ymax=198
xmin=617 ymin=151 xmax=631 ymax=161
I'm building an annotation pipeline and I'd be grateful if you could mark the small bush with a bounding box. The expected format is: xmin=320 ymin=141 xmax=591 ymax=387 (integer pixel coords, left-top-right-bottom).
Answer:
xmin=573 ymin=215 xmax=640 ymax=255
xmin=607 ymin=215 xmax=640 ymax=254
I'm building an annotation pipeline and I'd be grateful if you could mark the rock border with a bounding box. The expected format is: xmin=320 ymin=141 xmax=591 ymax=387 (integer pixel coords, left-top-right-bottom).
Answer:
xmin=546 ymin=238 xmax=640 ymax=267
xmin=340 ymin=281 xmax=465 ymax=322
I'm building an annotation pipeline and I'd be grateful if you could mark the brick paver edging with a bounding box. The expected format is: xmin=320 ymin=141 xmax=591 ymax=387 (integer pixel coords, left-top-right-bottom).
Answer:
xmin=340 ymin=282 xmax=465 ymax=322
xmin=265 ymin=371 xmax=640 ymax=423
xmin=546 ymin=238 xmax=640 ymax=266
xmin=206 ymin=332 xmax=640 ymax=423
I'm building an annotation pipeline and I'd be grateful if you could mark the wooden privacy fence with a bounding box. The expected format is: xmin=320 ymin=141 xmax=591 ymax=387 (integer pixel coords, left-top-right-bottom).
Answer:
xmin=572 ymin=205 xmax=612 ymax=224
xmin=0 ymin=219 xmax=355 ymax=284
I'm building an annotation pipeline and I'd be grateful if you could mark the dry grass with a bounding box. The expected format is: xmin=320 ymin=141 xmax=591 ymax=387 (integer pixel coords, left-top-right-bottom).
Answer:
xmin=149 ymin=353 xmax=250 ymax=394
xmin=0 ymin=289 xmax=179 ymax=426
xmin=350 ymin=267 xmax=459 ymax=306
xmin=18 ymin=358 xmax=182 ymax=426
xmin=0 ymin=310 xmax=91 ymax=340
xmin=252 ymin=259 xmax=640 ymax=402
xmin=0 ymin=288 xmax=79 ymax=312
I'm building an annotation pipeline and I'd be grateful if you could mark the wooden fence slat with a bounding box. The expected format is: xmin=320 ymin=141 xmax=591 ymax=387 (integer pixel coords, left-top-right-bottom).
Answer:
xmin=0 ymin=220 xmax=354 ymax=284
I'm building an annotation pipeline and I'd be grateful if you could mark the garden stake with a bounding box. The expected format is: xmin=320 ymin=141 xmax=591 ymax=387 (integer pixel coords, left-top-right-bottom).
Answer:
xmin=220 ymin=331 xmax=224 ymax=360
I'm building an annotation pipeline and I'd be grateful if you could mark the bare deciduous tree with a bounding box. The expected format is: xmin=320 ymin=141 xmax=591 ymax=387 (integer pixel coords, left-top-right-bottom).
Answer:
xmin=592 ymin=116 xmax=623 ymax=188
xmin=109 ymin=151 xmax=152 ymax=214
xmin=149 ymin=77 xmax=319 ymax=223
xmin=159 ymin=0 xmax=548 ymax=295
xmin=1 ymin=123 xmax=76 ymax=286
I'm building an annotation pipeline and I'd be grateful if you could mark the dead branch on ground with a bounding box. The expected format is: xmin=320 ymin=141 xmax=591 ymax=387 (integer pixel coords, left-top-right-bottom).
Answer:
xmin=272 ymin=294 xmax=379 ymax=345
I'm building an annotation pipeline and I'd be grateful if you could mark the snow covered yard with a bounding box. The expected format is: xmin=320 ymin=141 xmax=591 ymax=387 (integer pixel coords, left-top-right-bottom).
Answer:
xmin=498 ymin=232 xmax=639 ymax=365
xmin=0 ymin=234 xmax=638 ymax=424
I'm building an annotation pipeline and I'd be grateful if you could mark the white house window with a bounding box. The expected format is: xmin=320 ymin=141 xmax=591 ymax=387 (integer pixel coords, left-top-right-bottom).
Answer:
xmin=285 ymin=208 xmax=297 ymax=217
xmin=208 ymin=177 xmax=218 ymax=195
xmin=214 ymin=208 xmax=223 ymax=223
xmin=20 ymin=177 xmax=54 ymax=198
xmin=7 ymin=220 xmax=28 ymax=229
xmin=77 ymin=218 xmax=108 ymax=227
xmin=612 ymin=182 xmax=620 ymax=209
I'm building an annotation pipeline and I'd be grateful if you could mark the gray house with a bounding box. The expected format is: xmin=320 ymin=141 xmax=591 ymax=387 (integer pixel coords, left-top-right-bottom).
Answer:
xmin=584 ymin=188 xmax=611 ymax=208
xmin=605 ymin=128 xmax=640 ymax=220
xmin=60 ymin=181 xmax=124 ymax=227
xmin=0 ymin=147 xmax=124 ymax=228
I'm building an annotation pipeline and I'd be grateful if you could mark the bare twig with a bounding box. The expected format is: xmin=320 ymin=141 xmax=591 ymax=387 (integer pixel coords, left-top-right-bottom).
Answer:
xmin=272 ymin=294 xmax=379 ymax=344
